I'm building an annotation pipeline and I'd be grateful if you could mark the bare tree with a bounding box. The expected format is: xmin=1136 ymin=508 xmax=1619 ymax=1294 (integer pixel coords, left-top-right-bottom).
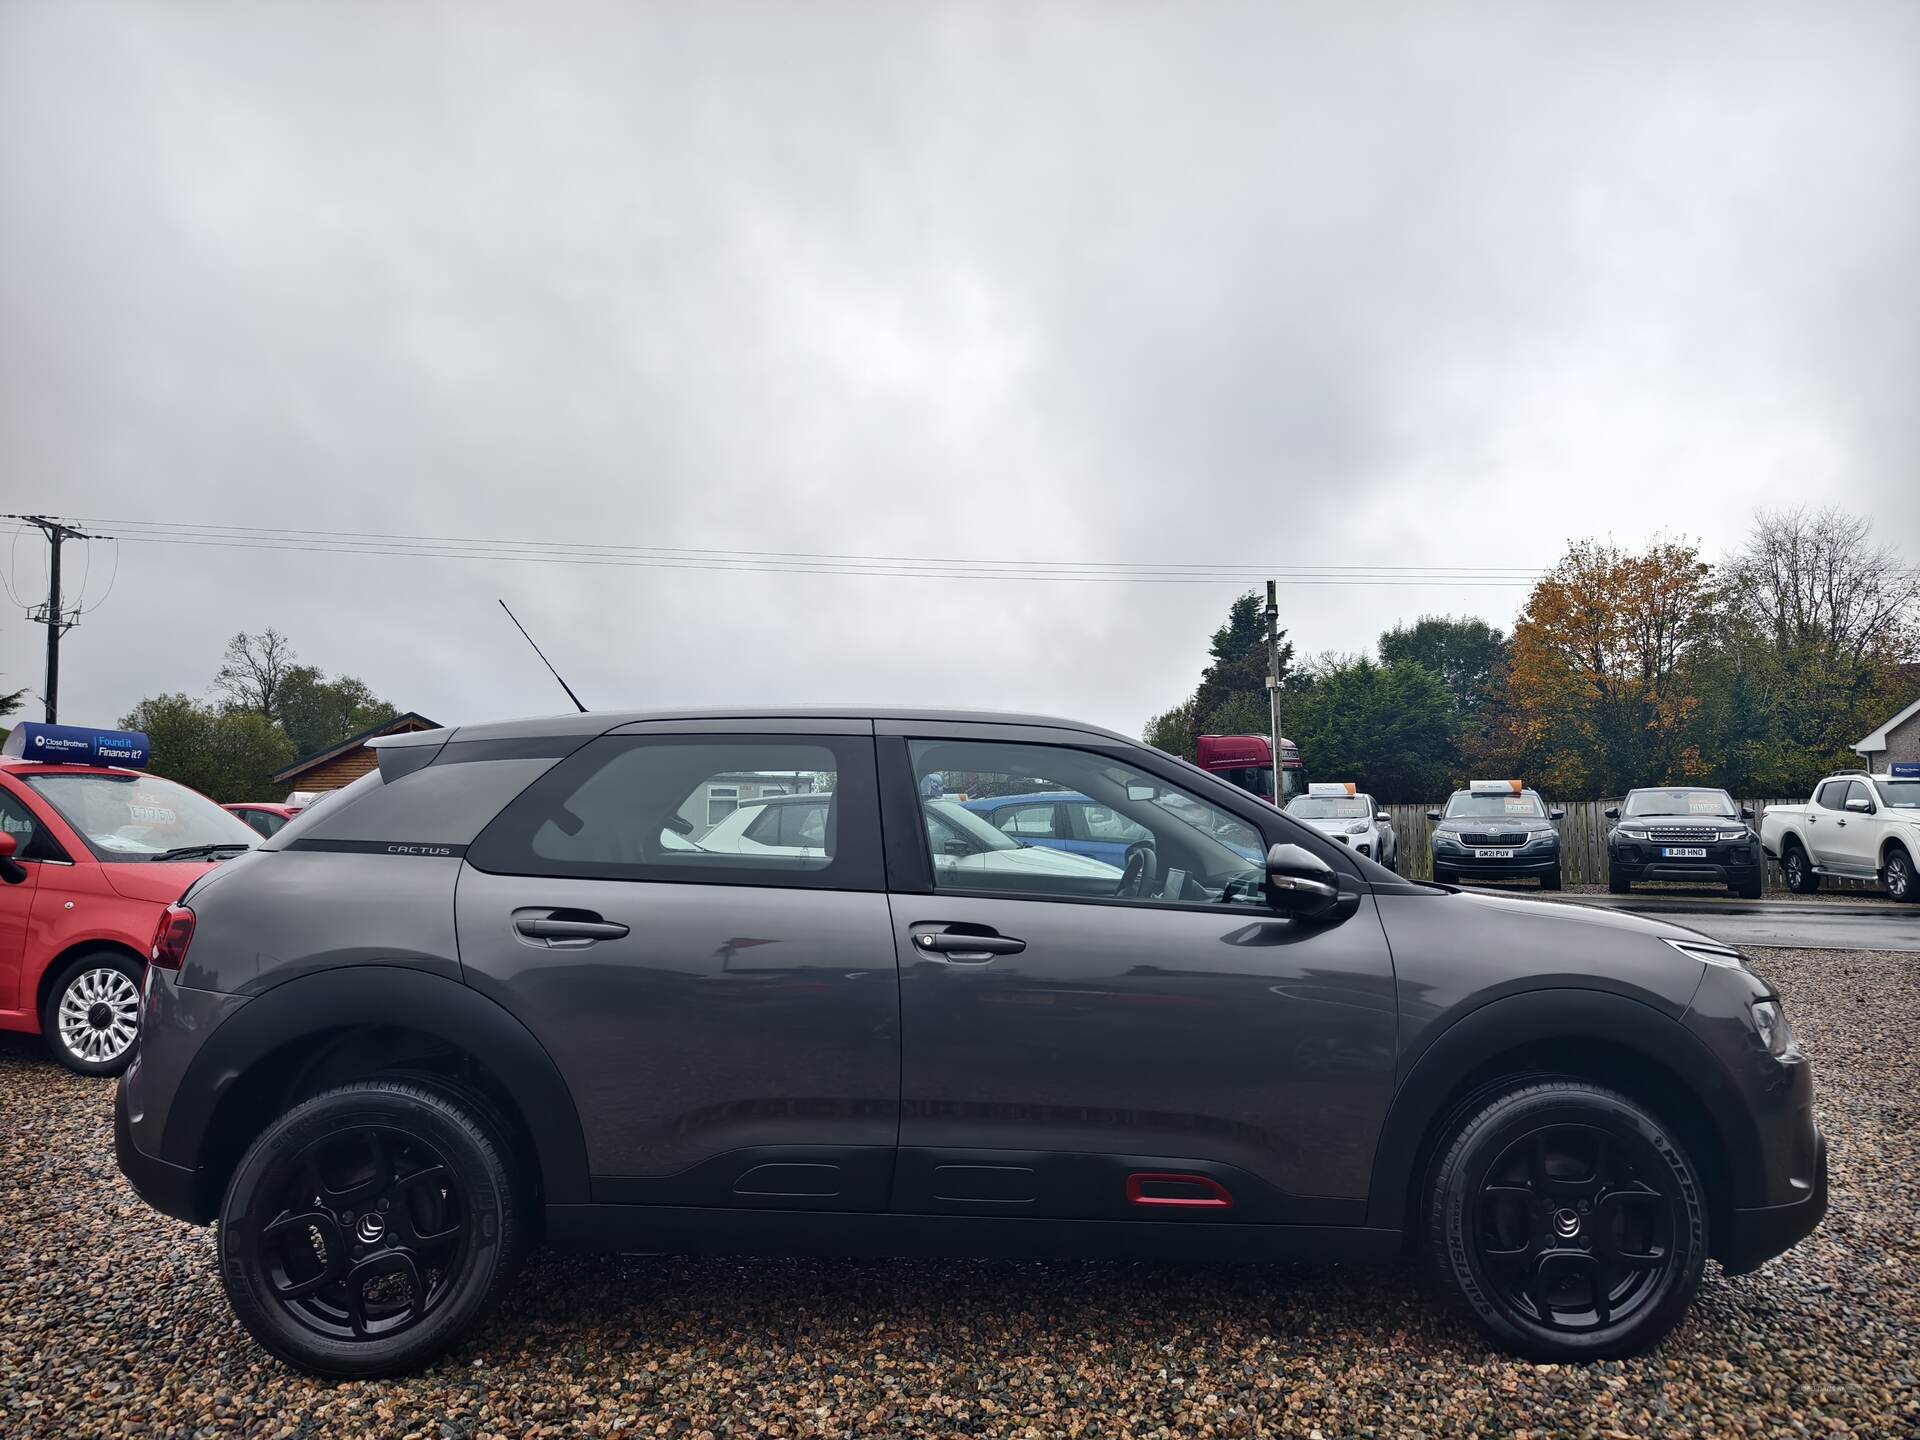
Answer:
xmin=214 ymin=628 xmax=299 ymax=717
xmin=1725 ymin=507 xmax=1920 ymax=664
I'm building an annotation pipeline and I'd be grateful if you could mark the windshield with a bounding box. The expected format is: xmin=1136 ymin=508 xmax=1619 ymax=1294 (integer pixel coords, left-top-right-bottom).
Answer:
xmin=1285 ymin=797 xmax=1369 ymax=820
xmin=1443 ymin=791 xmax=1548 ymax=820
xmin=924 ymin=798 xmax=1020 ymax=854
xmin=1623 ymin=788 xmax=1737 ymax=818
xmin=26 ymin=771 xmax=258 ymax=862
xmin=1874 ymin=779 xmax=1920 ymax=809
xmin=1211 ymin=764 xmax=1274 ymax=799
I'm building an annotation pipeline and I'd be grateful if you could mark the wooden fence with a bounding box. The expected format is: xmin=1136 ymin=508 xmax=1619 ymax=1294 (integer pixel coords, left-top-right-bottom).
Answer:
xmin=1380 ymin=798 xmax=1880 ymax=893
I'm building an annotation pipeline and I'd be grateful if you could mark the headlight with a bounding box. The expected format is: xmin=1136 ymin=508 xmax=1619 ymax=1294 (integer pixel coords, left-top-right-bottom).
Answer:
xmin=1715 ymin=829 xmax=1751 ymax=842
xmin=1751 ymin=999 xmax=1795 ymax=1056
xmin=1433 ymin=832 xmax=1466 ymax=851
xmin=1524 ymin=831 xmax=1555 ymax=847
xmin=1346 ymin=822 xmax=1370 ymax=835
xmin=1617 ymin=827 xmax=1652 ymax=841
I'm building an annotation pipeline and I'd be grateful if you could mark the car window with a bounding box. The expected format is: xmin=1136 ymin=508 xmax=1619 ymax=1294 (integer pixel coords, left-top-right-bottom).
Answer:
xmin=1443 ymin=791 xmax=1548 ymax=820
xmin=1875 ymin=779 xmax=1920 ymax=809
xmin=1076 ymin=802 xmax=1151 ymax=843
xmin=468 ymin=734 xmax=882 ymax=889
xmin=994 ymin=803 xmax=1060 ymax=838
xmin=23 ymin=772 xmax=257 ymax=862
xmin=1845 ymin=780 xmax=1875 ymax=811
xmin=1816 ymin=780 xmax=1849 ymax=811
xmin=0 ymin=788 xmax=61 ymax=862
xmin=909 ymin=739 xmax=1266 ymax=907
xmin=242 ymin=810 xmax=287 ymax=839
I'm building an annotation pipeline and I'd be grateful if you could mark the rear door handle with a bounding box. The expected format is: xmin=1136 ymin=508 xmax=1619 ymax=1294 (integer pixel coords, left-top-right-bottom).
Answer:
xmin=911 ymin=929 xmax=1025 ymax=963
xmin=513 ymin=909 xmax=631 ymax=946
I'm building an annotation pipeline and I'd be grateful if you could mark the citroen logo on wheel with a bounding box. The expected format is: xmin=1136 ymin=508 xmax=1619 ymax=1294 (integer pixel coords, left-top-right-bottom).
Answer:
xmin=1552 ymin=1208 xmax=1582 ymax=1240
xmin=355 ymin=1213 xmax=385 ymax=1245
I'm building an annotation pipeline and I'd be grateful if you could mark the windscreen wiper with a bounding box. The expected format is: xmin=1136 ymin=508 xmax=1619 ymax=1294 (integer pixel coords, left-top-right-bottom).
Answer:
xmin=149 ymin=842 xmax=253 ymax=863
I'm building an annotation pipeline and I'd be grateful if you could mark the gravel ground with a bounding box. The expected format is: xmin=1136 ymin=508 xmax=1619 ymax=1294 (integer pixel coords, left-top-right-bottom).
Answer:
xmin=3 ymin=947 xmax=1914 ymax=1439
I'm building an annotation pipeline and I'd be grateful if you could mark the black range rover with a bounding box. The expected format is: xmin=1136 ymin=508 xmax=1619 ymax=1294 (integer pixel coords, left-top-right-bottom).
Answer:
xmin=1606 ymin=787 xmax=1764 ymax=898
xmin=1428 ymin=781 xmax=1564 ymax=889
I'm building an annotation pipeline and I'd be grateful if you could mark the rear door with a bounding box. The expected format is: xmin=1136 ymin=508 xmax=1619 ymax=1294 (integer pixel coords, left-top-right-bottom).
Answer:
xmin=877 ymin=724 xmax=1399 ymax=1227
xmin=457 ymin=720 xmax=900 ymax=1210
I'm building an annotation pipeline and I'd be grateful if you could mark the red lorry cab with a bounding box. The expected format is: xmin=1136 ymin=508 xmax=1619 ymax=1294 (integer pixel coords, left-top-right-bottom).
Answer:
xmin=1195 ymin=733 xmax=1304 ymax=804
xmin=0 ymin=723 xmax=256 ymax=1075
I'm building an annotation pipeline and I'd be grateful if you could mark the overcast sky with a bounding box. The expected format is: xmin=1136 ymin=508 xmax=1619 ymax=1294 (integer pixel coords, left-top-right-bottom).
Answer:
xmin=3 ymin=1 xmax=1916 ymax=747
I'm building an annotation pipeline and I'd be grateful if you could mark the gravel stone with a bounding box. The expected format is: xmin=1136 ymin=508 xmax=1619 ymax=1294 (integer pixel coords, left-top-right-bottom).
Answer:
xmin=1 ymin=946 xmax=1912 ymax=1438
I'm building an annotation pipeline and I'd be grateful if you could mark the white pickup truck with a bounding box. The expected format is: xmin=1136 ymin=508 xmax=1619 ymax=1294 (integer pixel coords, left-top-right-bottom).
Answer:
xmin=1759 ymin=770 xmax=1920 ymax=902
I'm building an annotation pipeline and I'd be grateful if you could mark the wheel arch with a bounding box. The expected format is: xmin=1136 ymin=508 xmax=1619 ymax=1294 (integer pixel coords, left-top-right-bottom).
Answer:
xmin=36 ymin=937 xmax=147 ymax=1021
xmin=162 ymin=965 xmax=589 ymax=1222
xmin=1366 ymin=989 xmax=1761 ymax=1256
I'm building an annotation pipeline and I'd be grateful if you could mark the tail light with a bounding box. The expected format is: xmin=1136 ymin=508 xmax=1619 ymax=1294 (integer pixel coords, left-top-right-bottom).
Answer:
xmin=150 ymin=903 xmax=196 ymax=971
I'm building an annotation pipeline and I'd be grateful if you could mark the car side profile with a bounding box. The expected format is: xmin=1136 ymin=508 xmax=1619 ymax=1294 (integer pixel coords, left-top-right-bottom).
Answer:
xmin=117 ymin=709 xmax=1825 ymax=1378
xmin=1759 ymin=769 xmax=1920 ymax=902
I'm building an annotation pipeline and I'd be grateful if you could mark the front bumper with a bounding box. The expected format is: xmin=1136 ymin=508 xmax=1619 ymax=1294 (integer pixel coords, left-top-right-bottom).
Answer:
xmin=1719 ymin=1129 xmax=1828 ymax=1274
xmin=1611 ymin=838 xmax=1763 ymax=885
xmin=1433 ymin=848 xmax=1559 ymax=878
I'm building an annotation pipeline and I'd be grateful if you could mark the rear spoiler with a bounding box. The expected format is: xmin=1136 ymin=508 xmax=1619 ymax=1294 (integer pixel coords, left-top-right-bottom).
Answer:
xmin=366 ymin=726 xmax=454 ymax=782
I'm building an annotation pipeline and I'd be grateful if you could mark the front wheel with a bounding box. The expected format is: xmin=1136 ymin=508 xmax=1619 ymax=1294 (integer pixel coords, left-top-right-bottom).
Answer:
xmin=218 ymin=1080 xmax=522 ymax=1378
xmin=42 ymin=950 xmax=143 ymax=1076
xmin=1782 ymin=844 xmax=1820 ymax=894
xmin=1887 ymin=846 xmax=1918 ymax=904
xmin=1608 ymin=870 xmax=1630 ymax=895
xmin=1424 ymin=1078 xmax=1707 ymax=1361
xmin=1541 ymin=868 xmax=1563 ymax=892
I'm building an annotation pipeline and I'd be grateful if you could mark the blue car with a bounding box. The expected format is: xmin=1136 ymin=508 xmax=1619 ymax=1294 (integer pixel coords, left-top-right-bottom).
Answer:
xmin=962 ymin=791 xmax=1151 ymax=869
xmin=964 ymin=790 xmax=1263 ymax=865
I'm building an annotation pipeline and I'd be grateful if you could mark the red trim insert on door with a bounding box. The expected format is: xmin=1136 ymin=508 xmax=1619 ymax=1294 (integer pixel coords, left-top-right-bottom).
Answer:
xmin=1125 ymin=1172 xmax=1233 ymax=1209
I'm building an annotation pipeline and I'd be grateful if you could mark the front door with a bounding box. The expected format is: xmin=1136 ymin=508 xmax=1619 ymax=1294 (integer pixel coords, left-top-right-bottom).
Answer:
xmin=1830 ymin=779 xmax=1883 ymax=876
xmin=880 ymin=729 xmax=1399 ymax=1226
xmin=456 ymin=722 xmax=900 ymax=1209
xmin=0 ymin=787 xmax=43 ymax=1017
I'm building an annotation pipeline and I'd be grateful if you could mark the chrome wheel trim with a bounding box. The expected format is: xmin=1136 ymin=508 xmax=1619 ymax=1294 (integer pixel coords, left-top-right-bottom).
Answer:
xmin=1890 ymin=851 xmax=1913 ymax=900
xmin=57 ymin=967 xmax=140 ymax=1064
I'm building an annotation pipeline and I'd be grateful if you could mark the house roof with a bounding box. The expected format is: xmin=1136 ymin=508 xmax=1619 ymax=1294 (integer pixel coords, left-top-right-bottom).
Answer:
xmin=1854 ymin=695 xmax=1920 ymax=754
xmin=272 ymin=711 xmax=442 ymax=784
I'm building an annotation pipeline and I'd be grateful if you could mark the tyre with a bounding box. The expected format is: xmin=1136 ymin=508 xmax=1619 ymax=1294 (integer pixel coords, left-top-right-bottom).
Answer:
xmin=1424 ymin=1078 xmax=1707 ymax=1361
xmin=1433 ymin=865 xmax=1455 ymax=886
xmin=41 ymin=950 xmax=143 ymax=1076
xmin=218 ymin=1079 xmax=522 ymax=1378
xmin=1781 ymin=843 xmax=1819 ymax=894
xmin=1608 ymin=870 xmax=1630 ymax=895
xmin=1886 ymin=845 xmax=1918 ymax=904
xmin=1541 ymin=868 xmax=1563 ymax=892
xmin=1733 ymin=874 xmax=1763 ymax=901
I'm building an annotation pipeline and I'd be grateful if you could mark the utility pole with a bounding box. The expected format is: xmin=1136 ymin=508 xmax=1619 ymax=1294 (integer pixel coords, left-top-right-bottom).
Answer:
xmin=7 ymin=515 xmax=110 ymax=724
xmin=1265 ymin=579 xmax=1283 ymax=804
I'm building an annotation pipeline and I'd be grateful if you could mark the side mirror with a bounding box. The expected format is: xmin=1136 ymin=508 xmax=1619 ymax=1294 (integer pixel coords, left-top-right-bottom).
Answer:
xmin=1549 ymin=808 xmax=1566 ymax=821
xmin=1375 ymin=809 xmax=1390 ymax=821
xmin=943 ymin=839 xmax=972 ymax=857
xmin=1425 ymin=809 xmax=1441 ymax=822
xmin=1604 ymin=806 xmax=1619 ymax=819
xmin=1845 ymin=796 xmax=1872 ymax=814
xmin=1265 ymin=842 xmax=1345 ymax=921
xmin=0 ymin=831 xmax=24 ymax=886
xmin=1740 ymin=805 xmax=1755 ymax=820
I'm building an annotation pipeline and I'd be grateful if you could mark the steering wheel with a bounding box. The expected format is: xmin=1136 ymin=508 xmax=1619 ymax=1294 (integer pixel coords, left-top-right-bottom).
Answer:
xmin=1119 ymin=842 xmax=1158 ymax=898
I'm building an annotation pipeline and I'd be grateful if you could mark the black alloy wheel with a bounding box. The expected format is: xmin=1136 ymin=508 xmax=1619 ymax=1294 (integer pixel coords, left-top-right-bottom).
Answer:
xmin=1426 ymin=1079 xmax=1705 ymax=1360
xmin=1782 ymin=844 xmax=1820 ymax=894
xmin=219 ymin=1081 xmax=520 ymax=1377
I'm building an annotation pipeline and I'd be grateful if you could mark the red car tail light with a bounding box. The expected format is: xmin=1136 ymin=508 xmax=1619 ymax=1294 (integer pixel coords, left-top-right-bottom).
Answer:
xmin=150 ymin=904 xmax=196 ymax=971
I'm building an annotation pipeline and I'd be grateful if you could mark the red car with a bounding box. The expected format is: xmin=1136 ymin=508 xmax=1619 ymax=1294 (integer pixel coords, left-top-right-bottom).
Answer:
xmin=0 ymin=723 xmax=257 ymax=1075
xmin=224 ymin=801 xmax=302 ymax=839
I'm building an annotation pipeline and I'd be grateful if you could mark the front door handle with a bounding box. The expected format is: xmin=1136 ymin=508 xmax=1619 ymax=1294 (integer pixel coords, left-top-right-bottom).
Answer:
xmin=911 ymin=929 xmax=1025 ymax=963
xmin=513 ymin=909 xmax=631 ymax=946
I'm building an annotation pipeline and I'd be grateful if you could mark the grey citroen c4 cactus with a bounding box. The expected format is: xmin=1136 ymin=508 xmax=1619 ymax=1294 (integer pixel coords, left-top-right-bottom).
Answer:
xmin=116 ymin=709 xmax=1826 ymax=1377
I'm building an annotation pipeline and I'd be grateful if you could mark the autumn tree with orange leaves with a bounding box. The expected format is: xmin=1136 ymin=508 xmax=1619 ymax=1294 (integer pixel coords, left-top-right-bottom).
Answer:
xmin=1497 ymin=538 xmax=1721 ymax=797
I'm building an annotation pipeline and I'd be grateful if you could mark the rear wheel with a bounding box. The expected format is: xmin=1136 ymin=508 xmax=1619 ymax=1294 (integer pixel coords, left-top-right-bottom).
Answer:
xmin=1782 ymin=843 xmax=1820 ymax=894
xmin=42 ymin=950 xmax=143 ymax=1077
xmin=1424 ymin=1078 xmax=1707 ymax=1361
xmin=1886 ymin=846 xmax=1918 ymax=904
xmin=218 ymin=1080 xmax=521 ymax=1378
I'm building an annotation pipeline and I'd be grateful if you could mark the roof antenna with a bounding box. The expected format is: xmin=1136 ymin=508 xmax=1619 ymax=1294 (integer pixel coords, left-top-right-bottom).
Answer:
xmin=498 ymin=598 xmax=587 ymax=713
